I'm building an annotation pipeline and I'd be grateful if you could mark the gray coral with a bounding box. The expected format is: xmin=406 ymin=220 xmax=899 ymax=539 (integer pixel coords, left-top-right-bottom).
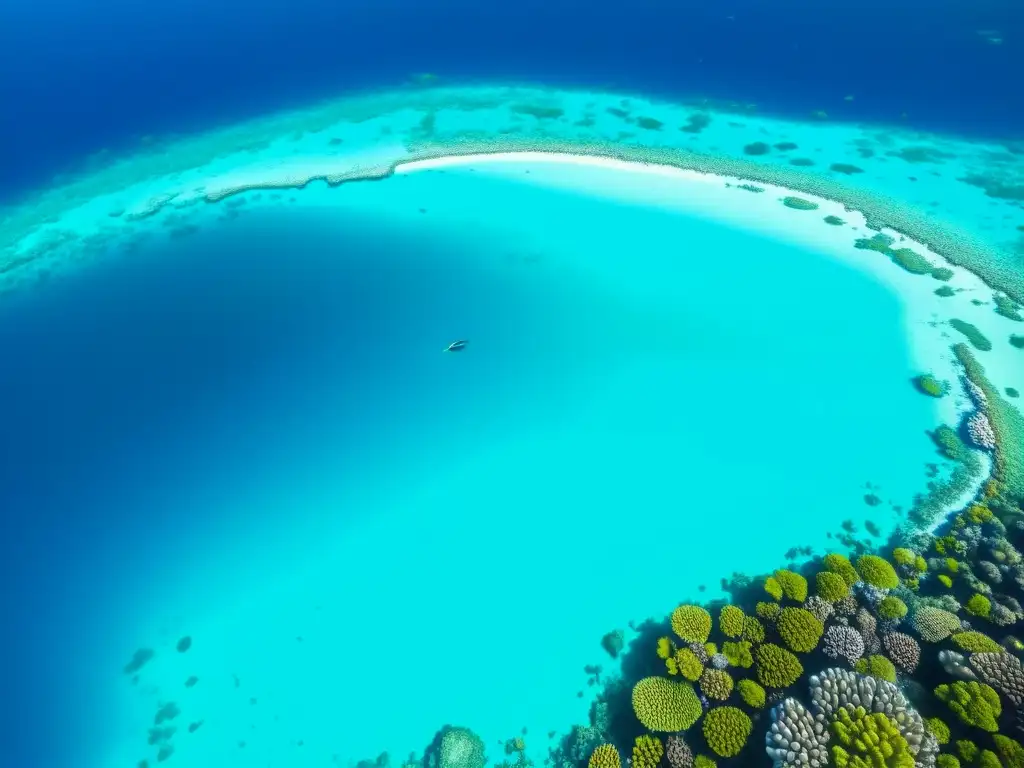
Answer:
xmin=938 ymin=650 xmax=976 ymax=680
xmin=803 ymin=596 xmax=833 ymax=623
xmin=765 ymin=698 xmax=829 ymax=768
xmin=969 ymin=652 xmax=1024 ymax=706
xmin=882 ymin=632 xmax=921 ymax=673
xmin=822 ymin=624 xmax=865 ymax=664
xmin=833 ymin=594 xmax=858 ymax=616
xmin=665 ymin=734 xmax=693 ymax=768
xmin=977 ymin=560 xmax=1002 ymax=584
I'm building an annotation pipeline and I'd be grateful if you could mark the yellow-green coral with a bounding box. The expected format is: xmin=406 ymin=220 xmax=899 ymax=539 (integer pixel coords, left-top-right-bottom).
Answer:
xmin=855 ymin=555 xmax=900 ymax=589
xmin=816 ymin=571 xmax=850 ymax=601
xmin=823 ymin=553 xmax=860 ymax=587
xmin=699 ymin=669 xmax=734 ymax=701
xmin=777 ymin=607 xmax=824 ymax=653
xmin=965 ymin=593 xmax=991 ymax=618
xmin=994 ymin=735 xmax=1024 ymax=768
xmin=967 ymin=504 xmax=993 ymax=524
xmin=631 ymin=677 xmax=702 ymax=731
xmin=693 ymin=757 xmax=716 ymax=768
xmin=589 ymin=744 xmax=621 ymax=768
xmin=853 ymin=655 xmax=897 ymax=683
xmin=702 ymin=706 xmax=752 ymax=758
xmin=764 ymin=577 xmax=783 ymax=601
xmin=936 ymin=756 xmax=960 ymax=768
xmin=878 ymin=596 xmax=908 ymax=620
xmin=773 ymin=569 xmax=808 ymax=602
xmin=755 ymin=643 xmax=803 ymax=688
xmin=924 ymin=717 xmax=950 ymax=745
xmin=704 ymin=642 xmax=718 ymax=657
xmin=719 ymin=605 xmax=745 ymax=638
xmin=977 ymin=751 xmax=1001 ymax=768
xmin=742 ymin=616 xmax=765 ymax=643
xmin=938 ymin=574 xmax=953 ymax=588
xmin=672 ymin=648 xmax=703 ymax=681
xmin=656 ymin=637 xmax=673 ymax=660
xmin=671 ymin=605 xmax=712 ymax=643
xmin=934 ymin=681 xmax=1001 ymax=732
xmin=892 ymin=548 xmax=916 ymax=567
xmin=631 ymin=735 xmax=663 ymax=768
xmin=950 ymin=631 xmax=1003 ymax=653
xmin=737 ymin=679 xmax=765 ymax=708
xmin=829 ymin=706 xmax=914 ymax=768
xmin=945 ymin=558 xmax=959 ymax=573
xmin=722 ymin=640 xmax=753 ymax=668
xmin=756 ymin=601 xmax=781 ymax=621
xmin=957 ymin=740 xmax=978 ymax=762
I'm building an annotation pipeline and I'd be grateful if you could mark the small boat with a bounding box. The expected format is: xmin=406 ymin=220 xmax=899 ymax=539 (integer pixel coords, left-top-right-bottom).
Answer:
xmin=444 ymin=340 xmax=468 ymax=352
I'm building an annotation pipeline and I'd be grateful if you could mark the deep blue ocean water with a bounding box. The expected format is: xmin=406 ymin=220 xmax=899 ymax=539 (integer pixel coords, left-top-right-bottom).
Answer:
xmin=1 ymin=0 xmax=1023 ymax=200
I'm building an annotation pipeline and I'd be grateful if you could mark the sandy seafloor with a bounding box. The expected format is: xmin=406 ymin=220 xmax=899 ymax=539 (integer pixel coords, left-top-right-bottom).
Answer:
xmin=0 ymin=84 xmax=1022 ymax=768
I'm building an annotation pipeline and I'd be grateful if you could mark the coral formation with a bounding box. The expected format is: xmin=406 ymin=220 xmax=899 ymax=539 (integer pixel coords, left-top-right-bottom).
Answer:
xmin=816 ymin=571 xmax=850 ymax=602
xmin=755 ymin=644 xmax=804 ymax=688
xmin=777 ymin=607 xmax=825 ymax=653
xmin=719 ymin=606 xmax=745 ymax=639
xmin=702 ymin=707 xmax=752 ymax=758
xmin=933 ymin=680 xmax=1001 ymax=732
xmin=737 ymin=679 xmax=766 ymax=708
xmin=673 ymin=606 xmax=713 ymax=643
xmin=855 ymin=555 xmax=900 ymax=589
xmin=699 ymin=669 xmax=734 ymax=701
xmin=632 ymin=735 xmax=664 ymax=768
xmin=588 ymin=744 xmax=620 ymax=768
xmin=829 ymin=706 xmax=915 ymax=768
xmin=631 ymin=677 xmax=702 ymax=731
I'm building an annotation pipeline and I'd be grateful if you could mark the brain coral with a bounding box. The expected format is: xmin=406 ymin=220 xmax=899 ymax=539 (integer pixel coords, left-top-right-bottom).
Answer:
xmin=855 ymin=555 xmax=900 ymax=589
xmin=632 ymin=735 xmax=663 ymax=768
xmin=829 ymin=706 xmax=914 ymax=768
xmin=969 ymin=652 xmax=1024 ymax=706
xmin=777 ymin=607 xmax=825 ymax=653
xmin=719 ymin=605 xmax=744 ymax=638
xmin=631 ymin=677 xmax=703 ymax=732
xmin=934 ymin=681 xmax=1001 ymax=732
xmin=672 ymin=605 xmax=712 ymax=643
xmin=823 ymin=553 xmax=860 ymax=587
xmin=588 ymin=744 xmax=620 ymax=768
xmin=737 ymin=679 xmax=766 ymax=708
xmin=816 ymin=571 xmax=850 ymax=602
xmin=700 ymin=669 xmax=734 ymax=701
xmin=702 ymin=707 xmax=752 ymax=758
xmin=755 ymin=643 xmax=804 ymax=688
xmin=773 ymin=569 xmax=809 ymax=602
xmin=911 ymin=606 xmax=962 ymax=643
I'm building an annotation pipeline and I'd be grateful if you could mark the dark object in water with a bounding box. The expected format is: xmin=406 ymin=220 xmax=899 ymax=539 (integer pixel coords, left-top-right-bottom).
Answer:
xmin=445 ymin=340 xmax=468 ymax=352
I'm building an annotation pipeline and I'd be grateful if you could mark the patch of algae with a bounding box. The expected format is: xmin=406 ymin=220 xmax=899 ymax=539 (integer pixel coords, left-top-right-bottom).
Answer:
xmin=2 ymin=84 xmax=1023 ymax=309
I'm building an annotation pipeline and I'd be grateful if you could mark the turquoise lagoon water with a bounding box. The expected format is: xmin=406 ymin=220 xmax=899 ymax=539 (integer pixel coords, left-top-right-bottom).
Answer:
xmin=15 ymin=159 xmax=962 ymax=767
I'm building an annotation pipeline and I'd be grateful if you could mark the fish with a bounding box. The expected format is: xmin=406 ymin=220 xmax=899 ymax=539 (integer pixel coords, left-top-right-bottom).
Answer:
xmin=444 ymin=340 xmax=468 ymax=352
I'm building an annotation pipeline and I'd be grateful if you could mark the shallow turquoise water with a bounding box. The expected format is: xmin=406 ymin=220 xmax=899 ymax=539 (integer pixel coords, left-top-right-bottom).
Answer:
xmin=19 ymin=163 xmax=952 ymax=766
